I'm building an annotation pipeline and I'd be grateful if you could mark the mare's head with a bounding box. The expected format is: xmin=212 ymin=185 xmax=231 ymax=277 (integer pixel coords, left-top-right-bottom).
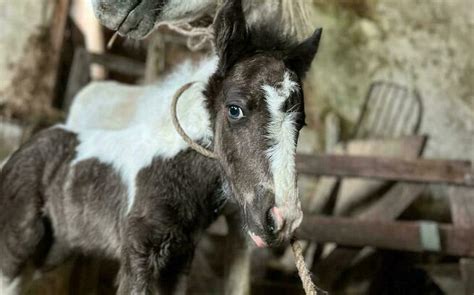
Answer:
xmin=205 ymin=0 xmax=322 ymax=247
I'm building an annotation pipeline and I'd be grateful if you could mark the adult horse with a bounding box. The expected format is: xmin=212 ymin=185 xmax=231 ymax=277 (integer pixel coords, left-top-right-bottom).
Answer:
xmin=0 ymin=0 xmax=322 ymax=293
xmin=92 ymin=0 xmax=312 ymax=39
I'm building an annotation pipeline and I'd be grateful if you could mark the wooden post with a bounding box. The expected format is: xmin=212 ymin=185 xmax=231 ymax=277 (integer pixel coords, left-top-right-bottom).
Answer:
xmin=64 ymin=47 xmax=91 ymax=112
xmin=449 ymin=187 xmax=474 ymax=295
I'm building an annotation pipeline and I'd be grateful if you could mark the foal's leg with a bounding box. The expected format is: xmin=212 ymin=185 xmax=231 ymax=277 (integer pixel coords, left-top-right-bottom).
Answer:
xmin=118 ymin=243 xmax=194 ymax=295
xmin=117 ymin=240 xmax=157 ymax=295
xmin=117 ymin=220 xmax=195 ymax=295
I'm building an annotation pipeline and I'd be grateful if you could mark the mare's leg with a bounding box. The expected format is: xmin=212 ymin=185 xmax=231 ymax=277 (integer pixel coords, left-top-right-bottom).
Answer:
xmin=224 ymin=210 xmax=251 ymax=295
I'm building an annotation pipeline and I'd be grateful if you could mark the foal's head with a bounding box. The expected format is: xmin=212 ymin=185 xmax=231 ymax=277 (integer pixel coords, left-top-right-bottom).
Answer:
xmin=205 ymin=0 xmax=322 ymax=247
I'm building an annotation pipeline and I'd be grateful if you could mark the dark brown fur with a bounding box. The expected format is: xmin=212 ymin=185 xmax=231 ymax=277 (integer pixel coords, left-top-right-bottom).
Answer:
xmin=0 ymin=128 xmax=224 ymax=294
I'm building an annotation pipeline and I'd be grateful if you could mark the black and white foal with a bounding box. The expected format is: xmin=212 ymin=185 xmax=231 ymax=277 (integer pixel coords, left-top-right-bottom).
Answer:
xmin=0 ymin=0 xmax=322 ymax=293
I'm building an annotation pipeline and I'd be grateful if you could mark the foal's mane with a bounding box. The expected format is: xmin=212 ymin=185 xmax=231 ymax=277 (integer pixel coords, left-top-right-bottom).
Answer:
xmin=245 ymin=24 xmax=299 ymax=57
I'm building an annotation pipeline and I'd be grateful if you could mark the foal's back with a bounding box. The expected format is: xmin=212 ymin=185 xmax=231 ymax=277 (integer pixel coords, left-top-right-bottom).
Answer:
xmin=67 ymin=56 xmax=217 ymax=131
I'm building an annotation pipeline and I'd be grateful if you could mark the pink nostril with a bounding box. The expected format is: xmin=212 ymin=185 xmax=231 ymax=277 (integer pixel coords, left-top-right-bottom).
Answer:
xmin=271 ymin=206 xmax=284 ymax=231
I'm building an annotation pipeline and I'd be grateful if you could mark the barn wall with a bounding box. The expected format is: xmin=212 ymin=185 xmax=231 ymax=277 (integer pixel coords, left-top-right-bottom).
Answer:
xmin=0 ymin=0 xmax=68 ymax=161
xmin=0 ymin=0 xmax=69 ymax=118
xmin=303 ymin=0 xmax=473 ymax=162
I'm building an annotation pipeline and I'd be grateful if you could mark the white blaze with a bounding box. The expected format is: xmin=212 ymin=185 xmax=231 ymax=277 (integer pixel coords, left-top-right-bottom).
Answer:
xmin=262 ymin=72 xmax=303 ymax=231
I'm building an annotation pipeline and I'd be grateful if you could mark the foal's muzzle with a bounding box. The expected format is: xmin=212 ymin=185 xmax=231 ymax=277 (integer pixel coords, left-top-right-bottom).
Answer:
xmin=246 ymin=188 xmax=298 ymax=247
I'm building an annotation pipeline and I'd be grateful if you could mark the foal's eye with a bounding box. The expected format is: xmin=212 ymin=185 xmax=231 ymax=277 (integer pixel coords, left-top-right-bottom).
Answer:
xmin=227 ymin=105 xmax=244 ymax=120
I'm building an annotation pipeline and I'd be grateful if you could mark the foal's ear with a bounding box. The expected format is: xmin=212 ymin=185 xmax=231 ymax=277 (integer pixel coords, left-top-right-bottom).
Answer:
xmin=214 ymin=0 xmax=248 ymax=73
xmin=285 ymin=28 xmax=323 ymax=79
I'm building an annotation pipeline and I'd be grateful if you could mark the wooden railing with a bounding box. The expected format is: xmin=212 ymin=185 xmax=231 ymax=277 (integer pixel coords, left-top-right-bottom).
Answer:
xmin=296 ymin=154 xmax=474 ymax=256
xmin=297 ymin=154 xmax=474 ymax=186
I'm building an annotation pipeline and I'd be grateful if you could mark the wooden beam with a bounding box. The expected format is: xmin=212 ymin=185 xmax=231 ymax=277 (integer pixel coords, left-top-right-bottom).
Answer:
xmin=315 ymin=184 xmax=424 ymax=286
xmin=297 ymin=154 xmax=474 ymax=186
xmin=89 ymin=52 xmax=145 ymax=77
xmin=296 ymin=215 xmax=474 ymax=257
xmin=359 ymin=183 xmax=424 ymax=220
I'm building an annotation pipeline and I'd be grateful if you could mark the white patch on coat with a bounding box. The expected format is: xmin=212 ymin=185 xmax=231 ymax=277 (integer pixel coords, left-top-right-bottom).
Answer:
xmin=66 ymin=81 xmax=141 ymax=130
xmin=64 ymin=56 xmax=218 ymax=213
xmin=0 ymin=274 xmax=21 ymax=295
xmin=262 ymin=72 xmax=303 ymax=230
xmin=67 ymin=56 xmax=218 ymax=131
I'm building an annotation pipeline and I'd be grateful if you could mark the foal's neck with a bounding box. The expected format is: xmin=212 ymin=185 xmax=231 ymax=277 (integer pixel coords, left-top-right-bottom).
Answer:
xmin=179 ymin=148 xmax=228 ymax=220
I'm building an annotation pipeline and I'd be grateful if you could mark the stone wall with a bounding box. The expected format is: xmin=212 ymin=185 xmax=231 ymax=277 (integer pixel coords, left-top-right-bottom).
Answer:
xmin=0 ymin=0 xmax=67 ymax=121
xmin=302 ymin=0 xmax=473 ymax=161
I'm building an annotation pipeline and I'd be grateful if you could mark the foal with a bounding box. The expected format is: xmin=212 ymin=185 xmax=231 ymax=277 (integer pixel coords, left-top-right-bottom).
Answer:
xmin=0 ymin=0 xmax=322 ymax=293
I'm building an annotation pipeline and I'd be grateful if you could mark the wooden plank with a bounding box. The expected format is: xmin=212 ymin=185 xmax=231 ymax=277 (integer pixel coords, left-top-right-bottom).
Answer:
xmin=296 ymin=215 xmax=474 ymax=257
xmin=334 ymin=136 xmax=426 ymax=216
xmin=297 ymin=154 xmax=474 ymax=186
xmin=345 ymin=135 xmax=426 ymax=158
xmin=449 ymin=187 xmax=474 ymax=295
xmin=316 ymin=184 xmax=424 ymax=285
xmin=307 ymin=136 xmax=426 ymax=286
xmin=359 ymin=183 xmax=424 ymax=220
